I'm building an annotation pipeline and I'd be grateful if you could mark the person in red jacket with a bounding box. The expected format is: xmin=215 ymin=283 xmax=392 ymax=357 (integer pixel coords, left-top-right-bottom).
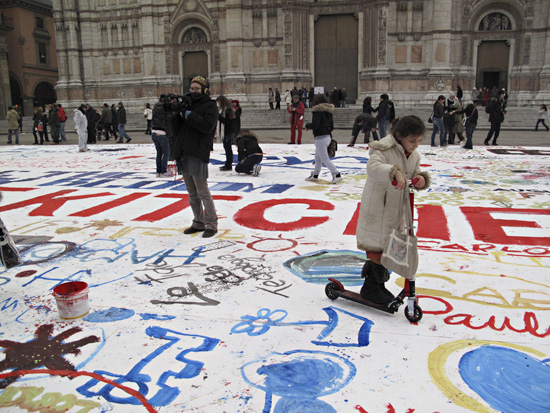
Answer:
xmin=287 ymin=94 xmax=305 ymax=144
xmin=58 ymin=104 xmax=67 ymax=142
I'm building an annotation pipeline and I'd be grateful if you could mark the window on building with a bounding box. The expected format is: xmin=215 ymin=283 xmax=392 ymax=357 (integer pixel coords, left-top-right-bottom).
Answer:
xmin=36 ymin=17 xmax=44 ymax=30
xmin=38 ymin=43 xmax=47 ymax=64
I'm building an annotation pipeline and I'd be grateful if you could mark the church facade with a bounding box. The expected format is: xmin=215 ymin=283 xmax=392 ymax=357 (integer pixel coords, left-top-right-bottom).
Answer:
xmin=52 ymin=0 xmax=550 ymax=109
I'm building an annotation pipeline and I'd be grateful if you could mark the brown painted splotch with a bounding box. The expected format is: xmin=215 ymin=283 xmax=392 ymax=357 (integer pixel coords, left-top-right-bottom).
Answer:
xmin=0 ymin=324 xmax=100 ymax=388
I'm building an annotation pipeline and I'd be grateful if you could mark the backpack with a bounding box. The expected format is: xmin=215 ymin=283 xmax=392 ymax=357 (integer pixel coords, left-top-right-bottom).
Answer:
xmin=58 ymin=108 xmax=66 ymax=122
xmin=387 ymin=101 xmax=395 ymax=122
xmin=328 ymin=138 xmax=338 ymax=158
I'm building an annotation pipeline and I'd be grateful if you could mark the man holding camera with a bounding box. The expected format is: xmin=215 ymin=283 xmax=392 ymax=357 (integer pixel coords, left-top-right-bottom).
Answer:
xmin=170 ymin=76 xmax=219 ymax=238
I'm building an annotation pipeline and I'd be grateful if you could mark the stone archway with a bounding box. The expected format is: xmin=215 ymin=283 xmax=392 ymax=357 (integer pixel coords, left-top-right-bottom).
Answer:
xmin=175 ymin=25 xmax=211 ymax=95
xmin=9 ymin=73 xmax=22 ymax=108
xmin=182 ymin=51 xmax=208 ymax=93
xmin=470 ymin=4 xmax=522 ymax=93
xmin=33 ymin=81 xmax=57 ymax=108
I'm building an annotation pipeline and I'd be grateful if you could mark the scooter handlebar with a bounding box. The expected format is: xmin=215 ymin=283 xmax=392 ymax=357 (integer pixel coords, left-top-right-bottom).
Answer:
xmin=391 ymin=177 xmax=420 ymax=187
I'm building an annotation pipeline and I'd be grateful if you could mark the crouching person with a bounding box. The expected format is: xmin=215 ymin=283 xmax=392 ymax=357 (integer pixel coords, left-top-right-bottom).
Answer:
xmin=234 ymin=129 xmax=263 ymax=176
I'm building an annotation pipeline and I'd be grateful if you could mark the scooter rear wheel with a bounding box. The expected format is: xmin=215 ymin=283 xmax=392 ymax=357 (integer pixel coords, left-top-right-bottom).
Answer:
xmin=404 ymin=304 xmax=423 ymax=322
xmin=325 ymin=282 xmax=340 ymax=300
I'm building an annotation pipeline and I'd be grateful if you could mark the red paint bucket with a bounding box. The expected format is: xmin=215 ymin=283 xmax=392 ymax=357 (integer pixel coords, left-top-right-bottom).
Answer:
xmin=53 ymin=281 xmax=90 ymax=320
xmin=167 ymin=162 xmax=177 ymax=177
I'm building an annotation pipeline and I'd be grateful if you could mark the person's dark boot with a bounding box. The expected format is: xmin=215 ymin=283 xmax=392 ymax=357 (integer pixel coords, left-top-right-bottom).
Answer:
xmin=360 ymin=261 xmax=394 ymax=304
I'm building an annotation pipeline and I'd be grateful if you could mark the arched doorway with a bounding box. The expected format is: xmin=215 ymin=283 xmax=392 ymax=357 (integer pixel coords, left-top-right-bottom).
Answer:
xmin=476 ymin=41 xmax=509 ymax=91
xmin=314 ymin=15 xmax=358 ymax=101
xmin=180 ymin=27 xmax=209 ymax=94
xmin=9 ymin=73 xmax=22 ymax=108
xmin=182 ymin=51 xmax=208 ymax=94
xmin=475 ymin=12 xmax=512 ymax=91
xmin=33 ymin=81 xmax=57 ymax=108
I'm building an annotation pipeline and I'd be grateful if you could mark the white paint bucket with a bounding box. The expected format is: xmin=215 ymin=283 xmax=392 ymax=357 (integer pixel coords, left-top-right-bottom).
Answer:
xmin=53 ymin=281 xmax=90 ymax=320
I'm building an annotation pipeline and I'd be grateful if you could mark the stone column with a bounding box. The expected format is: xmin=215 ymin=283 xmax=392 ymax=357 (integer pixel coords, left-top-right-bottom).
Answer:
xmin=0 ymin=25 xmax=12 ymax=119
xmin=536 ymin=11 xmax=550 ymax=101
xmin=223 ymin=0 xmax=247 ymax=98
xmin=426 ymin=0 xmax=453 ymax=100
xmin=141 ymin=3 xmax=158 ymax=85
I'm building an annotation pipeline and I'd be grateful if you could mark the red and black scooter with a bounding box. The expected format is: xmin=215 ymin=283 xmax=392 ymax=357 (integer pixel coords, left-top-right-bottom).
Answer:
xmin=325 ymin=179 xmax=423 ymax=322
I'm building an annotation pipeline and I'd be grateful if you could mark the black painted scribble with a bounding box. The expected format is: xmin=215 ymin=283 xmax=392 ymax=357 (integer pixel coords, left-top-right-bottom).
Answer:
xmin=0 ymin=324 xmax=100 ymax=388
xmin=151 ymin=282 xmax=220 ymax=306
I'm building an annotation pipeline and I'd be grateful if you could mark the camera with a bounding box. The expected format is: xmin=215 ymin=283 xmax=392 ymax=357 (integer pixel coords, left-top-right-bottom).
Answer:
xmin=163 ymin=93 xmax=193 ymax=112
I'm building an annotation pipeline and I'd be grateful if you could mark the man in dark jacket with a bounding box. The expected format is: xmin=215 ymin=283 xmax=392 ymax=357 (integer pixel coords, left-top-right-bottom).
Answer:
xmin=484 ymin=90 xmax=506 ymax=146
xmin=85 ymin=104 xmax=98 ymax=144
xmin=99 ymin=103 xmax=113 ymax=140
xmin=375 ymin=94 xmax=394 ymax=138
xmin=48 ymin=104 xmax=61 ymax=144
xmin=170 ymin=75 xmax=219 ymax=238
xmin=116 ymin=102 xmax=132 ymax=143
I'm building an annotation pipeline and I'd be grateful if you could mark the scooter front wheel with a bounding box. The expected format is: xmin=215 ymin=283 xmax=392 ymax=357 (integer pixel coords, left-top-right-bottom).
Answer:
xmin=325 ymin=282 xmax=340 ymax=300
xmin=404 ymin=304 xmax=423 ymax=322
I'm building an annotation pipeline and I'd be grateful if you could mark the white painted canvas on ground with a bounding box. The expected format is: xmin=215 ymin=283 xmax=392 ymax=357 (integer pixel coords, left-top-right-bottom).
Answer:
xmin=0 ymin=142 xmax=549 ymax=413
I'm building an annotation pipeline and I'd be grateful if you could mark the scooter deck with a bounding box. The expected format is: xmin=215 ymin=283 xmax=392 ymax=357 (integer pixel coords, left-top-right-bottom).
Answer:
xmin=334 ymin=289 xmax=397 ymax=314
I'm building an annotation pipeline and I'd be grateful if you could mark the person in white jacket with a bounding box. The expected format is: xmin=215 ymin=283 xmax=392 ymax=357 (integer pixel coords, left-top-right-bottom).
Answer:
xmin=74 ymin=105 xmax=88 ymax=152
xmin=356 ymin=116 xmax=430 ymax=304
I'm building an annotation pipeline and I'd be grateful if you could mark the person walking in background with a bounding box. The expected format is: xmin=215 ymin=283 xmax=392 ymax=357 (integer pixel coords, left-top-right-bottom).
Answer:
xmin=348 ymin=114 xmax=377 ymax=147
xmin=216 ymin=95 xmax=238 ymax=171
xmin=144 ymin=103 xmax=153 ymax=134
xmin=58 ymin=104 xmax=67 ymax=142
xmin=268 ymin=88 xmax=275 ymax=110
xmin=170 ymin=75 xmax=219 ymax=238
xmin=110 ymin=104 xmax=119 ymax=141
xmin=232 ymin=99 xmax=242 ymax=136
xmin=85 ymin=104 xmax=97 ymax=144
xmin=484 ymin=90 xmax=506 ymax=146
xmin=340 ymin=88 xmax=347 ymax=108
xmin=32 ymin=107 xmax=41 ymax=144
xmin=451 ymin=98 xmax=465 ymax=145
xmin=74 ymin=104 xmax=88 ymax=152
xmin=300 ymin=86 xmax=308 ymax=106
xmin=461 ymin=101 xmax=478 ymax=149
xmin=15 ymin=105 xmax=23 ymax=133
xmin=116 ymin=101 xmax=132 ymax=143
xmin=284 ymin=90 xmax=292 ymax=106
xmin=375 ymin=94 xmax=393 ymax=138
xmin=456 ymin=85 xmax=463 ymax=102
xmin=308 ymin=87 xmax=315 ymax=108
xmin=48 ymin=103 xmax=61 ymax=144
xmin=41 ymin=106 xmax=49 ymax=142
xmin=6 ymin=106 xmax=20 ymax=144
xmin=430 ymin=95 xmax=447 ymax=147
xmin=362 ymin=96 xmax=377 ymax=143
xmin=99 ymin=103 xmax=113 ymax=140
xmin=151 ymin=94 xmax=172 ymax=177
xmin=234 ymin=129 xmax=263 ymax=176
xmin=482 ymin=87 xmax=490 ymax=106
xmin=287 ymin=94 xmax=305 ymax=144
xmin=471 ymin=87 xmax=480 ymax=105
xmin=304 ymin=94 xmax=342 ymax=184
xmin=443 ymin=92 xmax=458 ymax=144
xmin=275 ymin=88 xmax=281 ymax=110
xmin=535 ymin=104 xmax=549 ymax=131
